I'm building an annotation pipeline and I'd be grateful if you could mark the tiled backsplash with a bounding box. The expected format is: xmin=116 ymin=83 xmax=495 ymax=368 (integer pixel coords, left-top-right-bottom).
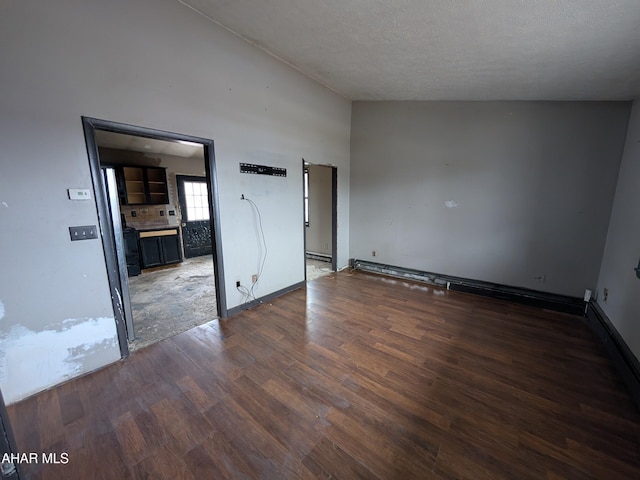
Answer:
xmin=121 ymin=204 xmax=178 ymax=229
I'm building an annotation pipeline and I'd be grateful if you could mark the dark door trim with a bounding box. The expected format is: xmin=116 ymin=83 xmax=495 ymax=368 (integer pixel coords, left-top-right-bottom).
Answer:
xmin=302 ymin=159 xmax=307 ymax=283
xmin=82 ymin=117 xmax=228 ymax=358
xmin=330 ymin=166 xmax=338 ymax=272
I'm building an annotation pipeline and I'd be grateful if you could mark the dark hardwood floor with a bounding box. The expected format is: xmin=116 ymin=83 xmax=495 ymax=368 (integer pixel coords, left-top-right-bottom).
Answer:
xmin=7 ymin=270 xmax=640 ymax=479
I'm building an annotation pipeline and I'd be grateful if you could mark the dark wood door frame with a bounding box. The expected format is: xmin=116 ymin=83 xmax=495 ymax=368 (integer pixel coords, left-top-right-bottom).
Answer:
xmin=82 ymin=117 xmax=228 ymax=359
xmin=330 ymin=166 xmax=338 ymax=272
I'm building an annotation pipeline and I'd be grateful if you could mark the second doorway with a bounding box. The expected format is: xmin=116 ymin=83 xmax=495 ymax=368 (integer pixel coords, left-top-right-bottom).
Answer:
xmin=304 ymin=162 xmax=337 ymax=282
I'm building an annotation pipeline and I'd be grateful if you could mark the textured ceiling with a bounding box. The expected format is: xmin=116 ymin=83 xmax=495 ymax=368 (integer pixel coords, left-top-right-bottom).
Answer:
xmin=95 ymin=130 xmax=203 ymax=158
xmin=181 ymin=0 xmax=640 ymax=101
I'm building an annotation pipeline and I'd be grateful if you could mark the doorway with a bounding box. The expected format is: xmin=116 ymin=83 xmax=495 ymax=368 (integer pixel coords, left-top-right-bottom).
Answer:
xmin=303 ymin=161 xmax=337 ymax=282
xmin=177 ymin=175 xmax=213 ymax=258
xmin=83 ymin=117 xmax=227 ymax=358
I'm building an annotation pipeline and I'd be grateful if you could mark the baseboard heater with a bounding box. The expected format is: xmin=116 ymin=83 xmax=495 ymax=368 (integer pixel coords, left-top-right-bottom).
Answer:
xmin=306 ymin=251 xmax=332 ymax=263
xmin=585 ymin=301 xmax=640 ymax=410
xmin=350 ymin=259 xmax=585 ymax=316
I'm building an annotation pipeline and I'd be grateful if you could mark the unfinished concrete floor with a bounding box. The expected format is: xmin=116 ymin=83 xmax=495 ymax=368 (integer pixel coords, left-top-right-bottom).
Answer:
xmin=127 ymin=254 xmax=217 ymax=351
xmin=306 ymin=258 xmax=334 ymax=281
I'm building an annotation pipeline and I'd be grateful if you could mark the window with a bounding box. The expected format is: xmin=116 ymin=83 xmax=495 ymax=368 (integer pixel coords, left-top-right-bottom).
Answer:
xmin=304 ymin=167 xmax=309 ymax=226
xmin=183 ymin=181 xmax=210 ymax=221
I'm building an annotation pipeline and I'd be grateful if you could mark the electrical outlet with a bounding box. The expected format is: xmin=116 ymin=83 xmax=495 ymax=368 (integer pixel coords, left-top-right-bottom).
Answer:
xmin=252 ymin=274 xmax=258 ymax=283
xmin=603 ymin=288 xmax=609 ymax=302
xmin=372 ymin=250 xmax=376 ymax=257
xmin=534 ymin=273 xmax=545 ymax=283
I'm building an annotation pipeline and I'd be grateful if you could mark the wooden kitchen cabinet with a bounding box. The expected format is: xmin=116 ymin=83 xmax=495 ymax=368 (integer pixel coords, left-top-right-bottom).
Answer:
xmin=119 ymin=166 xmax=169 ymax=205
xmin=139 ymin=229 xmax=182 ymax=269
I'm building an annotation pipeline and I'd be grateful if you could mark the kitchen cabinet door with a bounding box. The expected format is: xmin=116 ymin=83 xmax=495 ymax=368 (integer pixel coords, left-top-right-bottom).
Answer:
xmin=139 ymin=237 xmax=163 ymax=268
xmin=139 ymin=231 xmax=182 ymax=269
xmin=161 ymin=235 xmax=182 ymax=265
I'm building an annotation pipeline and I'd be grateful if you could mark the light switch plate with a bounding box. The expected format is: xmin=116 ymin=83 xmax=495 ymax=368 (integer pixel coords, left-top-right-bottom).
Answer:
xmin=69 ymin=225 xmax=98 ymax=241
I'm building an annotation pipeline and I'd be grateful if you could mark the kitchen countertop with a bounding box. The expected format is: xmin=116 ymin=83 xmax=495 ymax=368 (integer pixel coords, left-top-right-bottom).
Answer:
xmin=137 ymin=227 xmax=180 ymax=238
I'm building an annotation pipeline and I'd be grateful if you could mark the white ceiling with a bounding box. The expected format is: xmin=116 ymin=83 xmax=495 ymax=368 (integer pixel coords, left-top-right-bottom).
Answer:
xmin=181 ymin=0 xmax=640 ymax=101
xmin=95 ymin=130 xmax=204 ymax=158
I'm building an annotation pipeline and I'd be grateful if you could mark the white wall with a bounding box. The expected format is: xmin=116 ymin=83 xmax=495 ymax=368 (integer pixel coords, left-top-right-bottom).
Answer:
xmin=350 ymin=101 xmax=629 ymax=297
xmin=306 ymin=165 xmax=333 ymax=256
xmin=597 ymin=100 xmax=640 ymax=360
xmin=0 ymin=0 xmax=350 ymax=403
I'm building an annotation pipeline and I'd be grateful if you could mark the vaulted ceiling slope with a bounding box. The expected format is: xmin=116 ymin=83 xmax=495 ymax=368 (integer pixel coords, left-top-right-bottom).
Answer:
xmin=181 ymin=0 xmax=640 ymax=101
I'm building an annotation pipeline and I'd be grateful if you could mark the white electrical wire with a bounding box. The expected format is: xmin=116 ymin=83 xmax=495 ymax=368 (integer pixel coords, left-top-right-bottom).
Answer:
xmin=236 ymin=283 xmax=252 ymax=305
xmin=242 ymin=195 xmax=268 ymax=307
